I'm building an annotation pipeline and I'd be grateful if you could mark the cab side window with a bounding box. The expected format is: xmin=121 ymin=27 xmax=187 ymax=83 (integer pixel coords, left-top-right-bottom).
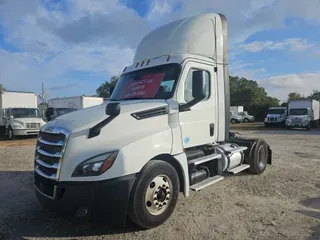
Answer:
xmin=184 ymin=69 xmax=210 ymax=103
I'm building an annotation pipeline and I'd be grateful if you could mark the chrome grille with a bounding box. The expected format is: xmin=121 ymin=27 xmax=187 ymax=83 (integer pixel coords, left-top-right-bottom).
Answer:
xmin=34 ymin=126 xmax=70 ymax=181
xmin=292 ymin=118 xmax=302 ymax=124
xmin=27 ymin=123 xmax=40 ymax=129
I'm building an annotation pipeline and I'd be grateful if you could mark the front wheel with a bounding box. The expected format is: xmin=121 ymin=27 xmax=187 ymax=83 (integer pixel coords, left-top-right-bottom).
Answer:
xmin=243 ymin=118 xmax=249 ymax=123
xmin=231 ymin=119 xmax=236 ymax=124
xmin=128 ymin=160 xmax=179 ymax=229
xmin=248 ymin=139 xmax=269 ymax=174
xmin=7 ymin=127 xmax=14 ymax=140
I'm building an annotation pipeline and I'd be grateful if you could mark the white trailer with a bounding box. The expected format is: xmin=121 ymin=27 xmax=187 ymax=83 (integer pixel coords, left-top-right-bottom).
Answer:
xmin=33 ymin=13 xmax=272 ymax=229
xmin=47 ymin=96 xmax=103 ymax=110
xmin=46 ymin=96 xmax=104 ymax=121
xmin=0 ymin=91 xmax=45 ymax=139
xmin=286 ymin=99 xmax=320 ymax=129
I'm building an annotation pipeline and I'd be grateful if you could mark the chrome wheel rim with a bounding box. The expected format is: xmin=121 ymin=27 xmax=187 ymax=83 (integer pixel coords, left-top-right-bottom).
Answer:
xmin=145 ymin=174 xmax=172 ymax=216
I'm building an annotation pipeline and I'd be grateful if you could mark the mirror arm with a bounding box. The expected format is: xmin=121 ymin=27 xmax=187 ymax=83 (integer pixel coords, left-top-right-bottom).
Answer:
xmin=179 ymin=96 xmax=205 ymax=112
xmin=88 ymin=115 xmax=116 ymax=139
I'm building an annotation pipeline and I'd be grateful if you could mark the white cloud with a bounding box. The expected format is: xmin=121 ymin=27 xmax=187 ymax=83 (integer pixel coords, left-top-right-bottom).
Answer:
xmin=238 ymin=38 xmax=314 ymax=53
xmin=260 ymin=73 xmax=320 ymax=101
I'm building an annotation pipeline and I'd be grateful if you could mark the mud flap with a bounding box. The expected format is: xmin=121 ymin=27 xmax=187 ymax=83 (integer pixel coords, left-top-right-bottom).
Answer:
xmin=267 ymin=145 xmax=272 ymax=165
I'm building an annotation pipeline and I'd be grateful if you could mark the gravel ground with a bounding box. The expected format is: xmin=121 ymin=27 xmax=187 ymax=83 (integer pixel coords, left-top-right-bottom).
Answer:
xmin=0 ymin=129 xmax=319 ymax=240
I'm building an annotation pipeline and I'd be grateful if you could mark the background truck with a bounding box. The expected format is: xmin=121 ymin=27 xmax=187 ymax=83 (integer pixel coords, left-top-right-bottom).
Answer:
xmin=0 ymin=91 xmax=45 ymax=140
xmin=264 ymin=106 xmax=287 ymax=127
xmin=46 ymin=96 xmax=103 ymax=121
xmin=33 ymin=13 xmax=272 ymax=229
xmin=230 ymin=106 xmax=255 ymax=122
xmin=286 ymin=99 xmax=320 ymax=130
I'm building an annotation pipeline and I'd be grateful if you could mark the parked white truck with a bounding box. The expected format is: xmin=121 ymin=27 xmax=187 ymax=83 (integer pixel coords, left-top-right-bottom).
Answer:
xmin=0 ymin=91 xmax=45 ymax=139
xmin=46 ymin=96 xmax=103 ymax=121
xmin=264 ymin=106 xmax=287 ymax=127
xmin=34 ymin=13 xmax=272 ymax=229
xmin=286 ymin=99 xmax=320 ymax=130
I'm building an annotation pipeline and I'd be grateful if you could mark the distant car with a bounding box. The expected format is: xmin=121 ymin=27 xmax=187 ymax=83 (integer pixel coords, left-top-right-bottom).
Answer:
xmin=239 ymin=111 xmax=255 ymax=123
xmin=230 ymin=112 xmax=242 ymax=124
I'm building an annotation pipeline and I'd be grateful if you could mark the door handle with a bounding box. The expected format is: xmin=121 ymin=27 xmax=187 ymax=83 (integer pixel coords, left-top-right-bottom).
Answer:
xmin=210 ymin=123 xmax=214 ymax=136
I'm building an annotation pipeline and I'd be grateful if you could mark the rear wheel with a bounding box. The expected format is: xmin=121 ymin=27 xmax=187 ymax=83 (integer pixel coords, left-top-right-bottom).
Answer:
xmin=128 ymin=160 xmax=179 ymax=229
xmin=248 ymin=139 xmax=268 ymax=174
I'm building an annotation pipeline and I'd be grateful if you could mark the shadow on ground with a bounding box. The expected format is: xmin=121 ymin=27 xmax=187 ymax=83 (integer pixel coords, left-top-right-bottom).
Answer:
xmin=296 ymin=184 xmax=320 ymax=240
xmin=0 ymin=171 xmax=139 ymax=239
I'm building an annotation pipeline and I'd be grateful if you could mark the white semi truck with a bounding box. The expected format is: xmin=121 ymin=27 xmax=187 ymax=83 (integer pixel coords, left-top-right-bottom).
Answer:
xmin=264 ymin=106 xmax=287 ymax=127
xmin=0 ymin=91 xmax=45 ymax=140
xmin=33 ymin=13 xmax=272 ymax=229
xmin=286 ymin=99 xmax=320 ymax=130
xmin=46 ymin=96 xmax=104 ymax=121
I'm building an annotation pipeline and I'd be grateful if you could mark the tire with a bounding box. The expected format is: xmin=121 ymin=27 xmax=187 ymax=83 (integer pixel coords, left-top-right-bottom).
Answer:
xmin=307 ymin=123 xmax=311 ymax=130
xmin=128 ymin=160 xmax=179 ymax=229
xmin=264 ymin=123 xmax=269 ymax=128
xmin=243 ymin=118 xmax=249 ymax=123
xmin=7 ymin=126 xmax=14 ymax=140
xmin=247 ymin=139 xmax=269 ymax=174
xmin=231 ymin=119 xmax=236 ymax=124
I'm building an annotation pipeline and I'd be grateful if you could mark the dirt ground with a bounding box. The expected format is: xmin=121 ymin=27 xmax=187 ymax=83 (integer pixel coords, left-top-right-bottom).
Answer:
xmin=0 ymin=128 xmax=319 ymax=240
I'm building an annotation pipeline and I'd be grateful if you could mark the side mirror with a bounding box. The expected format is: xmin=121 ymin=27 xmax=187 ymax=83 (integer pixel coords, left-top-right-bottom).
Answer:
xmin=192 ymin=71 xmax=206 ymax=101
xmin=10 ymin=115 xmax=14 ymax=120
xmin=105 ymin=102 xmax=120 ymax=116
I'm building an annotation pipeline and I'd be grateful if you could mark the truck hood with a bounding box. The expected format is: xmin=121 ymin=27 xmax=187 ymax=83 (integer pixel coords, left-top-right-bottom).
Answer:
xmin=45 ymin=99 xmax=168 ymax=133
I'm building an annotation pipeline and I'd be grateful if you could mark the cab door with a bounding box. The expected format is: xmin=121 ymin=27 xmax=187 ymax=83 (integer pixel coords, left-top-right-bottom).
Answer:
xmin=177 ymin=61 xmax=217 ymax=148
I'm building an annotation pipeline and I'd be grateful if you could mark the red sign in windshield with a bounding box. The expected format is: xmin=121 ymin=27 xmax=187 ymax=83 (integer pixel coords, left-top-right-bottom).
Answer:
xmin=119 ymin=73 xmax=165 ymax=99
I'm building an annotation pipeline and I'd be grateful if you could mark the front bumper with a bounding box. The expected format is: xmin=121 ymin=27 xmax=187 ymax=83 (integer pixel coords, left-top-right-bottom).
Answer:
xmin=286 ymin=123 xmax=309 ymax=128
xmin=34 ymin=172 xmax=136 ymax=226
xmin=13 ymin=129 xmax=39 ymax=136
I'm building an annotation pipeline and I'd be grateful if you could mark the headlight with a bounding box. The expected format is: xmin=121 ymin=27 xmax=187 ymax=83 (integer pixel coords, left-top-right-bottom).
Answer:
xmin=12 ymin=124 xmax=22 ymax=129
xmin=72 ymin=151 xmax=118 ymax=177
xmin=285 ymin=118 xmax=291 ymax=123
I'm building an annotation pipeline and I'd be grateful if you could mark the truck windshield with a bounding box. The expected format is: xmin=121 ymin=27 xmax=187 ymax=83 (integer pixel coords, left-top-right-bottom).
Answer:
xmin=11 ymin=108 xmax=40 ymax=118
xmin=268 ymin=109 xmax=283 ymax=114
xmin=289 ymin=108 xmax=308 ymax=115
xmin=110 ymin=63 xmax=181 ymax=101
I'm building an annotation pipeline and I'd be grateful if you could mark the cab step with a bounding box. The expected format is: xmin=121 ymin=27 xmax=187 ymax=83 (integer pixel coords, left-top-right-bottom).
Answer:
xmin=188 ymin=153 xmax=221 ymax=166
xmin=190 ymin=175 xmax=224 ymax=191
xmin=228 ymin=164 xmax=250 ymax=174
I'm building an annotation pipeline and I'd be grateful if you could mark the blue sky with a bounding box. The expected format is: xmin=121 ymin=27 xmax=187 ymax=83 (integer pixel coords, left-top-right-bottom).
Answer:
xmin=0 ymin=0 xmax=319 ymax=102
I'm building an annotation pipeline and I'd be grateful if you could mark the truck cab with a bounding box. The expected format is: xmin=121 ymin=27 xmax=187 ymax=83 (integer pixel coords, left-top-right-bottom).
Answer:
xmin=286 ymin=108 xmax=312 ymax=129
xmin=33 ymin=13 xmax=272 ymax=229
xmin=2 ymin=107 xmax=45 ymax=140
xmin=264 ymin=107 xmax=287 ymax=127
xmin=286 ymin=99 xmax=320 ymax=130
